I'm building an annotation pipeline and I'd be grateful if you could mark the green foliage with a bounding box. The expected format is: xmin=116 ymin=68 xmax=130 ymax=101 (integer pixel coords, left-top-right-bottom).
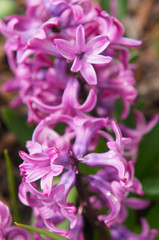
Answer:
xmin=95 ymin=136 xmax=108 ymax=153
xmin=100 ymin=0 xmax=128 ymax=18
xmin=114 ymin=98 xmax=124 ymax=123
xmin=0 ymin=0 xmax=17 ymax=18
xmin=67 ymin=186 xmax=78 ymax=205
xmin=15 ymin=223 xmax=69 ymax=240
xmin=2 ymin=108 xmax=34 ymax=146
xmin=101 ymin=0 xmax=110 ymax=12
xmin=117 ymin=0 xmax=128 ymax=18
xmin=146 ymin=204 xmax=159 ymax=230
xmin=142 ymin=177 xmax=159 ymax=197
xmin=135 ymin=122 xmax=159 ymax=178
xmin=4 ymin=150 xmax=21 ymax=223
xmin=130 ymin=52 xmax=140 ymax=63
xmin=79 ymin=163 xmax=100 ymax=175
xmin=124 ymin=209 xmax=136 ymax=232
xmin=57 ymin=219 xmax=69 ymax=232
xmin=54 ymin=122 xmax=67 ymax=136
xmin=115 ymin=98 xmax=145 ymax=127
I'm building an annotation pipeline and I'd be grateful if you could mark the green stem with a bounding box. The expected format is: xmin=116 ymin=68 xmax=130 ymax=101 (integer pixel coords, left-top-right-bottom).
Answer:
xmin=4 ymin=149 xmax=21 ymax=222
xmin=15 ymin=223 xmax=69 ymax=240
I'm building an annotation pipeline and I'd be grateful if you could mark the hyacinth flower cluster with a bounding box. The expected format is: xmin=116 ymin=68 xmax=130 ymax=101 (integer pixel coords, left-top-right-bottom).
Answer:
xmin=0 ymin=0 xmax=159 ymax=239
xmin=0 ymin=201 xmax=31 ymax=240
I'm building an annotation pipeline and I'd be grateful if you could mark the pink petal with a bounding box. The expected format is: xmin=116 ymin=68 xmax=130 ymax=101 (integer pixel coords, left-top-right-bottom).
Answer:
xmin=54 ymin=39 xmax=75 ymax=60
xmin=0 ymin=19 xmax=13 ymax=37
xmin=50 ymin=164 xmax=64 ymax=175
xmin=76 ymin=24 xmax=85 ymax=52
xmin=117 ymin=37 xmax=142 ymax=47
xmin=71 ymin=56 xmax=82 ymax=72
xmin=87 ymin=55 xmax=112 ymax=64
xmin=79 ymin=88 xmax=97 ymax=112
xmin=72 ymin=4 xmax=83 ymax=20
xmin=62 ymin=78 xmax=80 ymax=107
xmin=0 ymin=201 xmax=12 ymax=228
xmin=58 ymin=170 xmax=76 ymax=199
xmin=19 ymin=151 xmax=49 ymax=162
xmin=42 ymin=17 xmax=60 ymax=32
xmin=44 ymin=219 xmax=68 ymax=236
xmin=26 ymin=141 xmax=42 ymax=154
xmin=17 ymin=48 xmax=34 ymax=64
xmin=26 ymin=167 xmax=50 ymax=182
xmin=41 ymin=172 xmax=54 ymax=196
xmin=39 ymin=206 xmax=54 ymax=219
xmin=109 ymin=17 xmax=124 ymax=41
xmin=27 ymin=97 xmax=61 ymax=114
xmin=83 ymin=151 xmax=126 ymax=180
xmin=80 ymin=62 xmax=97 ymax=85
xmin=124 ymin=198 xmax=149 ymax=210
xmin=85 ymin=35 xmax=110 ymax=55
xmin=28 ymin=38 xmax=60 ymax=57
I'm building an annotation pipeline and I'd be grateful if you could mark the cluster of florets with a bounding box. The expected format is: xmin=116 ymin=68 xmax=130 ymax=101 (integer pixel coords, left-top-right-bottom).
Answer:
xmin=0 ymin=0 xmax=158 ymax=239
xmin=0 ymin=201 xmax=31 ymax=240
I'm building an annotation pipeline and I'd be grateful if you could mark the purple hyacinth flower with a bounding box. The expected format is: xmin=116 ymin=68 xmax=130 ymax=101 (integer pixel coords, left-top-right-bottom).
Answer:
xmin=82 ymin=120 xmax=131 ymax=181
xmin=0 ymin=201 xmax=31 ymax=240
xmin=27 ymin=77 xmax=97 ymax=122
xmin=19 ymin=171 xmax=77 ymax=237
xmin=87 ymin=171 xmax=149 ymax=227
xmin=69 ymin=214 xmax=84 ymax=240
xmin=54 ymin=24 xmax=112 ymax=85
xmin=110 ymin=218 xmax=158 ymax=240
xmin=96 ymin=60 xmax=137 ymax=119
xmin=0 ymin=201 xmax=12 ymax=236
xmin=119 ymin=110 xmax=159 ymax=160
xmin=44 ymin=0 xmax=90 ymax=21
xmin=19 ymin=145 xmax=65 ymax=196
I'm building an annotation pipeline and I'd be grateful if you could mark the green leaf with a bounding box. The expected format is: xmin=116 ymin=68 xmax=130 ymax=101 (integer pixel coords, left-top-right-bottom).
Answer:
xmin=124 ymin=209 xmax=136 ymax=232
xmin=2 ymin=108 xmax=34 ymax=146
xmin=57 ymin=220 xmax=69 ymax=231
xmin=79 ymin=163 xmax=100 ymax=175
xmin=0 ymin=0 xmax=17 ymax=18
xmin=53 ymin=176 xmax=60 ymax=186
xmin=130 ymin=52 xmax=139 ymax=63
xmin=53 ymin=178 xmax=78 ymax=205
xmin=67 ymin=186 xmax=78 ymax=205
xmin=100 ymin=0 xmax=128 ymax=19
xmin=4 ymin=150 xmax=21 ymax=222
xmin=146 ymin=203 xmax=159 ymax=229
xmin=142 ymin=177 xmax=159 ymax=197
xmin=155 ymin=235 xmax=159 ymax=240
xmin=115 ymin=98 xmax=144 ymax=127
xmin=117 ymin=0 xmax=128 ymax=18
xmin=93 ymin=230 xmax=99 ymax=240
xmin=135 ymin=122 xmax=159 ymax=178
xmin=94 ymin=136 xmax=108 ymax=153
xmin=15 ymin=223 xmax=69 ymax=240
xmin=114 ymin=98 xmax=124 ymax=123
xmin=101 ymin=0 xmax=110 ymax=12
xmin=54 ymin=123 xmax=67 ymax=136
